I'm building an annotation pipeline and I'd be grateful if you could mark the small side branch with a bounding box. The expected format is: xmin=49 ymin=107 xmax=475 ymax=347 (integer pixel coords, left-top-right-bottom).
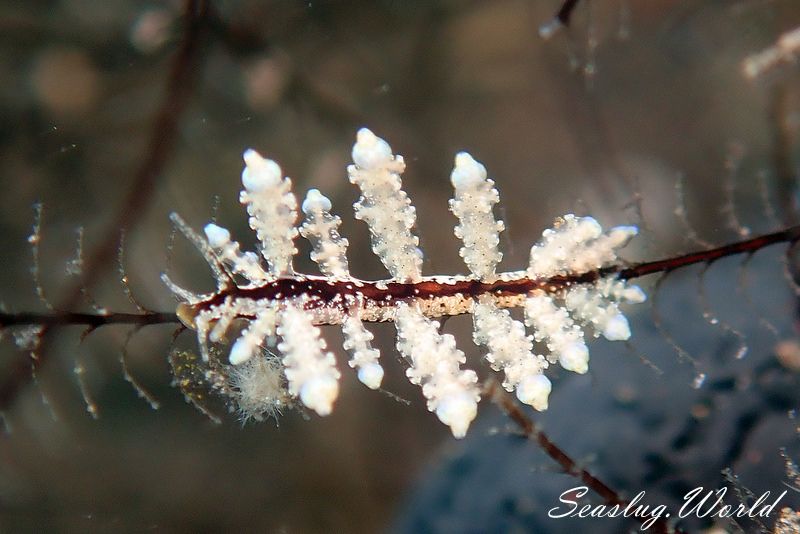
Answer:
xmin=618 ymin=224 xmax=800 ymax=280
xmin=485 ymin=381 xmax=682 ymax=534
xmin=3 ymin=222 xmax=800 ymax=413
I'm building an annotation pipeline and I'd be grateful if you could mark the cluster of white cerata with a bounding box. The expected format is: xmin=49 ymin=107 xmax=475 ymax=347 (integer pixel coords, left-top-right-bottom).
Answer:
xmin=164 ymin=128 xmax=645 ymax=438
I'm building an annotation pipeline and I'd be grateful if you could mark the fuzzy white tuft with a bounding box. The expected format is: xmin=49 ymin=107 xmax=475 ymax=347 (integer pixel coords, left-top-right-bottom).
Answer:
xmin=228 ymin=352 xmax=287 ymax=423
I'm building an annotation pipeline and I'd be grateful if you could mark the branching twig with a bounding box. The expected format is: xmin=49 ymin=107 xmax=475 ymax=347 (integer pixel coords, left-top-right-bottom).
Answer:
xmin=0 ymin=0 xmax=209 ymax=411
xmin=6 ymin=224 xmax=800 ymax=332
xmin=485 ymin=380 xmax=683 ymax=534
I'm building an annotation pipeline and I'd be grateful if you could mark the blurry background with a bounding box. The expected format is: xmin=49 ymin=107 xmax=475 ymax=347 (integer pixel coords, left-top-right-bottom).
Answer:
xmin=2 ymin=0 xmax=800 ymax=531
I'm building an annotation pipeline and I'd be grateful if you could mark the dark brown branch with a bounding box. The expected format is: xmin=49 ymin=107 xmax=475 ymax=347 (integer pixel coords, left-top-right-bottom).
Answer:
xmin=4 ymin=221 xmax=800 ymax=411
xmin=618 ymin=224 xmax=800 ymax=280
xmin=0 ymin=311 xmax=178 ymax=329
xmin=0 ymin=310 xmax=180 ymax=410
xmin=486 ymin=381 xmax=683 ymax=534
xmin=5 ymin=222 xmax=793 ymax=329
xmin=192 ymin=224 xmax=800 ymax=320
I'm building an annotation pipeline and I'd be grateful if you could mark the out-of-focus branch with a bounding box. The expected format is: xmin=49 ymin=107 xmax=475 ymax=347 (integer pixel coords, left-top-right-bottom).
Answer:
xmin=768 ymin=85 xmax=799 ymax=228
xmin=0 ymin=0 xmax=209 ymax=411
xmin=0 ymin=311 xmax=178 ymax=329
xmin=70 ymin=0 xmax=209 ymax=302
xmin=540 ymin=0 xmax=583 ymax=39
xmin=555 ymin=0 xmax=582 ymax=27
xmin=742 ymin=26 xmax=800 ymax=80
